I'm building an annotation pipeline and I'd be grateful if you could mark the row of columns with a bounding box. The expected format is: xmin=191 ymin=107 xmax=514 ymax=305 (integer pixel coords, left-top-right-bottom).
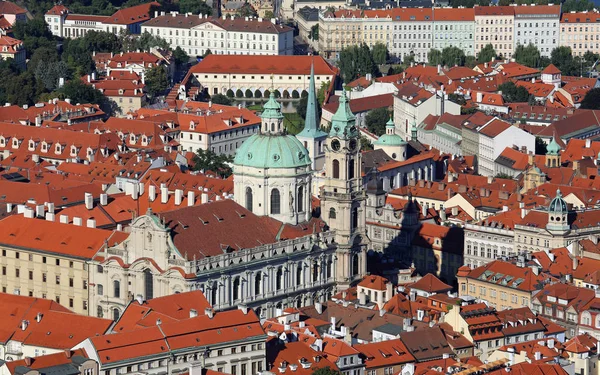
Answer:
xmin=203 ymin=255 xmax=336 ymax=309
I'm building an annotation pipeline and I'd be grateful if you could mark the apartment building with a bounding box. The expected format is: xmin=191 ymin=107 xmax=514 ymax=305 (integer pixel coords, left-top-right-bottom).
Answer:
xmin=0 ymin=215 xmax=128 ymax=315
xmin=560 ymin=11 xmax=600 ymax=56
xmin=464 ymin=210 xmax=521 ymax=268
xmin=432 ymin=8 xmax=475 ymax=57
xmin=142 ymin=12 xmax=293 ymax=57
xmin=514 ymin=5 xmax=560 ymax=57
xmin=473 ymin=6 xmax=515 ymax=58
xmin=188 ymin=54 xmax=337 ymax=97
xmin=45 ymin=2 xmax=159 ymax=38
xmin=0 ymin=36 xmax=24 ymax=69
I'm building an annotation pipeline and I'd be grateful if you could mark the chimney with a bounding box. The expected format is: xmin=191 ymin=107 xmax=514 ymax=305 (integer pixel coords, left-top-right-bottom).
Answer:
xmin=131 ymin=184 xmax=139 ymax=200
xmin=359 ymin=290 xmax=366 ymax=305
xmin=100 ymin=193 xmax=108 ymax=206
xmin=476 ymin=92 xmax=483 ymax=103
xmin=175 ymin=189 xmax=184 ymax=206
xmin=59 ymin=215 xmax=69 ymax=224
xmin=45 ymin=212 xmax=55 ymax=222
xmin=24 ymin=207 xmax=34 ymax=219
xmin=87 ymin=219 xmax=96 ymax=228
xmin=451 ymin=206 xmax=458 ymax=216
xmin=315 ymin=302 xmax=323 ymax=314
xmin=73 ymin=217 xmax=83 ymax=226
xmin=586 ymin=139 xmax=591 ymax=148
xmin=36 ymin=204 xmax=45 ymax=218
xmin=238 ymin=304 xmax=249 ymax=314
xmin=149 ymin=185 xmax=157 ymax=202
xmin=487 ymin=176 xmax=493 ymax=184
xmin=190 ymin=309 xmax=198 ymax=318
xmin=85 ymin=192 xmax=93 ymax=210
xmin=160 ymin=183 xmax=168 ymax=203
xmin=205 ymin=308 xmax=214 ymax=319
xmin=187 ymin=191 xmax=195 ymax=207
xmin=46 ymin=202 xmax=55 ymax=214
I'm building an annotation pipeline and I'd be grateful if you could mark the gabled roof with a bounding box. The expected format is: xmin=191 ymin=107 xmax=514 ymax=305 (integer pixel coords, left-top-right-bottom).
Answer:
xmin=4 ymin=349 xmax=90 ymax=375
xmin=189 ymin=55 xmax=337 ymax=76
xmin=355 ymin=339 xmax=415 ymax=368
xmin=408 ymin=274 xmax=452 ymax=294
xmin=107 ymin=1 xmax=159 ymax=25
xmin=0 ymin=1 xmax=26 ymax=15
xmin=542 ymin=64 xmax=561 ymax=75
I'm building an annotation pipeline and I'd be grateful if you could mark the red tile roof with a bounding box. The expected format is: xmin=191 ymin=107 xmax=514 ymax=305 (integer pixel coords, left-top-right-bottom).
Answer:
xmin=106 ymin=1 xmax=159 ymax=25
xmin=463 ymin=260 xmax=550 ymax=292
xmin=474 ymin=5 xmax=515 ymax=15
xmin=513 ymin=5 xmax=560 ymax=15
xmin=4 ymin=349 xmax=89 ymax=375
xmin=358 ymin=275 xmax=389 ymax=291
xmin=323 ymin=93 xmax=393 ymax=115
xmin=561 ymin=11 xmax=600 ymax=23
xmin=189 ymin=54 xmax=337 ymax=76
xmin=478 ymin=118 xmax=511 ymax=137
xmin=0 ymin=1 xmax=26 ymax=15
xmin=0 ymin=215 xmax=128 ymax=259
xmin=433 ymin=7 xmax=474 ymax=21
xmin=408 ymin=274 xmax=452 ymax=294
xmin=542 ymin=64 xmax=561 ymax=75
xmin=355 ymin=339 xmax=415 ymax=369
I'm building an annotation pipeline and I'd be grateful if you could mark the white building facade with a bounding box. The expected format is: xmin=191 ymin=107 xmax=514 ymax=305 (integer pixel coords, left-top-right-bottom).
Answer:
xmin=514 ymin=5 xmax=561 ymax=57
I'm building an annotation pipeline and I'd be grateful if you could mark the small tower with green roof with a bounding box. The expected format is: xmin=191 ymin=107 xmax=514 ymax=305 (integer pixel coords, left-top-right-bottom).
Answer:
xmin=546 ymin=189 xmax=570 ymax=234
xmin=321 ymin=89 xmax=367 ymax=290
xmin=545 ymin=135 xmax=561 ymax=168
xmin=297 ymin=63 xmax=328 ymax=171
xmin=373 ymin=116 xmax=407 ymax=161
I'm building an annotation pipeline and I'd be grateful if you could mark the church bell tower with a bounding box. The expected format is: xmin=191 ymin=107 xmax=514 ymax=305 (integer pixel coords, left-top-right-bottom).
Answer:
xmin=320 ymin=90 xmax=367 ymax=291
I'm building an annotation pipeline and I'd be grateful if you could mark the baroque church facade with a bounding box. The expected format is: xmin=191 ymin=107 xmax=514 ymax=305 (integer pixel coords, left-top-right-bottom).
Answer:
xmin=90 ymin=67 xmax=368 ymax=320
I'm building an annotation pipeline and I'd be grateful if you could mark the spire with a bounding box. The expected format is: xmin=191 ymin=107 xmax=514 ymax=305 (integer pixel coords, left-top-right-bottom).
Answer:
xmin=329 ymin=90 xmax=357 ymax=139
xmin=261 ymin=92 xmax=284 ymax=121
xmin=297 ymin=62 xmax=327 ymax=139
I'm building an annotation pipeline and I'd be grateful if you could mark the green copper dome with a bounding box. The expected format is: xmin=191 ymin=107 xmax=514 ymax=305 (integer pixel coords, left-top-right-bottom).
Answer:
xmin=234 ymin=134 xmax=311 ymax=169
xmin=548 ymin=189 xmax=568 ymax=214
xmin=374 ymin=118 xmax=405 ymax=146
xmin=546 ymin=136 xmax=561 ymax=156
xmin=261 ymin=93 xmax=284 ymax=120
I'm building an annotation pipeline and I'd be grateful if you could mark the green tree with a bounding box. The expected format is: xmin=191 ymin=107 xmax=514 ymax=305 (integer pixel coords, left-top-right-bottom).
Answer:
xmin=514 ymin=44 xmax=541 ymax=68
xmin=360 ymin=135 xmax=374 ymax=151
xmin=465 ymin=55 xmax=477 ymax=68
xmin=338 ymin=44 xmax=377 ymax=83
xmin=495 ymin=172 xmax=513 ymax=179
xmin=179 ymin=0 xmax=212 ymax=15
xmin=264 ymin=10 xmax=275 ymax=19
xmin=35 ymin=61 xmax=70 ymax=91
xmin=477 ymin=44 xmax=497 ymax=63
xmin=58 ymin=80 xmax=114 ymax=115
xmin=309 ymin=24 xmax=319 ymax=40
xmin=498 ymin=81 xmax=530 ymax=102
xmin=441 ymin=46 xmax=466 ymax=66
xmin=581 ymin=88 xmax=600 ymax=109
xmin=371 ymin=43 xmax=389 ymax=65
xmin=211 ymin=94 xmax=233 ymax=105
xmin=145 ymin=66 xmax=169 ymax=97
xmin=387 ymin=65 xmax=404 ymax=75
xmin=237 ymin=3 xmax=258 ymax=17
xmin=539 ymin=56 xmax=551 ymax=69
xmin=448 ymin=93 xmax=466 ymax=106
xmin=203 ymin=49 xmax=213 ymax=58
xmin=551 ymin=46 xmax=574 ymax=74
xmin=13 ymin=17 xmax=55 ymax=58
xmin=562 ymin=0 xmax=594 ymax=12
xmin=173 ymin=47 xmax=190 ymax=66
xmin=312 ymin=367 xmax=342 ymax=375
xmin=27 ymin=46 xmax=60 ymax=74
xmin=428 ymin=49 xmax=442 ymax=66
xmin=191 ymin=148 xmax=234 ymax=178
xmin=365 ymin=107 xmax=390 ymax=136
xmin=535 ymin=137 xmax=547 ymax=155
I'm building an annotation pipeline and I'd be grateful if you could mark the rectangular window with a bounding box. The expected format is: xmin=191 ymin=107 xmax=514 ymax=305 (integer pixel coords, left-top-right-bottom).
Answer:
xmin=56 ymin=276 xmax=60 ymax=285
xmin=56 ymin=259 xmax=60 ymax=266
xmin=69 ymin=278 xmax=74 ymax=287
xmin=1 ymin=266 xmax=5 ymax=275
xmin=29 ymin=271 xmax=33 ymax=280
xmin=15 ymin=268 xmax=19 ymax=277
xmin=15 ymin=252 xmax=19 ymax=259
xmin=69 ymin=298 xmax=74 ymax=308
xmin=43 ymin=256 xmax=46 ymax=263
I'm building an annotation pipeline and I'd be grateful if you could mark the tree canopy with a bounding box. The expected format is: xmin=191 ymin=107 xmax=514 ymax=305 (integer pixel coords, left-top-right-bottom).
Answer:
xmin=365 ymin=108 xmax=390 ymax=136
xmin=145 ymin=66 xmax=169 ymax=98
xmin=371 ymin=43 xmax=389 ymax=65
xmin=514 ymin=44 xmax=541 ymax=68
xmin=580 ymin=88 xmax=600 ymax=110
xmin=312 ymin=367 xmax=342 ymax=375
xmin=477 ymin=44 xmax=497 ymax=63
xmin=191 ymin=148 xmax=234 ymax=178
xmin=498 ymin=81 xmax=531 ymax=103
xmin=179 ymin=0 xmax=212 ymax=15
xmin=210 ymin=94 xmax=233 ymax=105
xmin=338 ymin=44 xmax=378 ymax=83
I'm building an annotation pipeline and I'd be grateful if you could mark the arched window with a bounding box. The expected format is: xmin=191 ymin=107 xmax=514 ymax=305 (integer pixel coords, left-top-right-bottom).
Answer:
xmin=245 ymin=187 xmax=253 ymax=211
xmin=297 ymin=186 xmax=304 ymax=212
xmin=233 ymin=277 xmax=240 ymax=301
xmin=211 ymin=284 xmax=217 ymax=304
xmin=271 ymin=123 xmax=275 ymax=132
xmin=332 ymin=159 xmax=340 ymax=179
xmin=329 ymin=208 xmax=336 ymax=219
xmin=271 ymin=189 xmax=280 ymax=214
xmin=144 ymin=269 xmax=153 ymax=300
xmin=312 ymin=260 xmax=319 ymax=282
xmin=97 ymin=284 xmax=103 ymax=296
xmin=348 ymin=158 xmax=355 ymax=179
xmin=255 ymin=273 xmax=262 ymax=295
xmin=352 ymin=253 xmax=360 ymax=276
xmin=113 ymin=308 xmax=120 ymax=321
xmin=113 ymin=280 xmax=120 ymax=298
xmin=296 ymin=262 xmax=303 ymax=285
xmin=276 ymin=267 xmax=283 ymax=290
xmin=97 ymin=306 xmax=103 ymax=318
xmin=351 ymin=207 xmax=358 ymax=230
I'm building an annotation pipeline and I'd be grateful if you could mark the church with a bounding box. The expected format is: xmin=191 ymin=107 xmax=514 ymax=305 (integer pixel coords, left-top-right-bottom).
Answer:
xmin=90 ymin=66 xmax=369 ymax=320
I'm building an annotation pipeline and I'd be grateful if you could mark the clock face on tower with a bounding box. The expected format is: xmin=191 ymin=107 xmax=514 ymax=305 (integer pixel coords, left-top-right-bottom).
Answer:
xmin=348 ymin=139 xmax=357 ymax=151
xmin=331 ymin=139 xmax=341 ymax=151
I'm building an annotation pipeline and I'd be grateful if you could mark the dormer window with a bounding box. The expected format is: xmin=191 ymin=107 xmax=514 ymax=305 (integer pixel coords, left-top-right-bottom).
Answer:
xmin=119 ymin=89 xmax=124 ymax=95
xmin=0 ymin=137 xmax=5 ymax=146
xmin=55 ymin=144 xmax=62 ymax=154
xmin=130 ymin=134 xmax=136 ymax=143
xmin=12 ymin=138 xmax=19 ymax=148
xmin=190 ymin=121 xmax=196 ymax=130
xmin=141 ymin=136 xmax=147 ymax=145
xmin=70 ymin=145 xmax=77 ymax=156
